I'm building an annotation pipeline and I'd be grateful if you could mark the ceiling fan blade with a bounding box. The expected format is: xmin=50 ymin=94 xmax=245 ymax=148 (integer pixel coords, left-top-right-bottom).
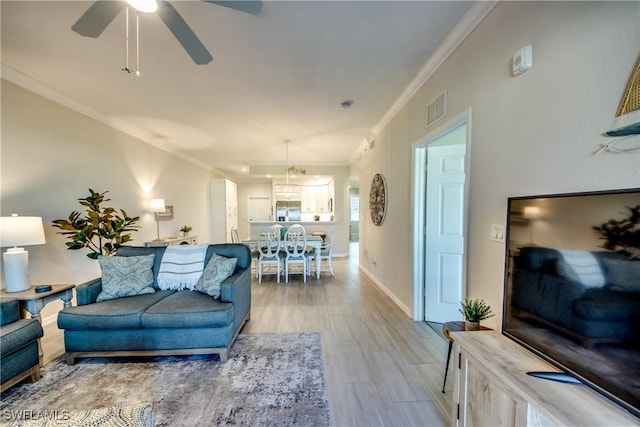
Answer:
xmin=202 ymin=0 xmax=262 ymax=16
xmin=157 ymin=1 xmax=213 ymax=65
xmin=71 ymin=1 xmax=126 ymax=38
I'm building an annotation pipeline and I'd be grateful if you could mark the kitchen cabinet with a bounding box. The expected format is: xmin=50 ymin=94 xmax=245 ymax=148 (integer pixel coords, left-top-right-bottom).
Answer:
xmin=301 ymin=184 xmax=331 ymax=213
xmin=211 ymin=178 xmax=237 ymax=243
xmin=301 ymin=186 xmax=317 ymax=212
xmin=316 ymin=185 xmax=329 ymax=212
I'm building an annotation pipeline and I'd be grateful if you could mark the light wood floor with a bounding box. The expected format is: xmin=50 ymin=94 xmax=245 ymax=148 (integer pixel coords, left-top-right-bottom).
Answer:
xmin=40 ymin=243 xmax=452 ymax=426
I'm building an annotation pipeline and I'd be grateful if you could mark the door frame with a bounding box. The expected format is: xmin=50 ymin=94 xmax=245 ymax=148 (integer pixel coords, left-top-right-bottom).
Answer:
xmin=411 ymin=108 xmax=472 ymax=321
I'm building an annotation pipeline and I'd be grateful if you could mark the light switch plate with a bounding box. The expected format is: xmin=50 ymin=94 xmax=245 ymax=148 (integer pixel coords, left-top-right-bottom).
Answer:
xmin=491 ymin=224 xmax=505 ymax=243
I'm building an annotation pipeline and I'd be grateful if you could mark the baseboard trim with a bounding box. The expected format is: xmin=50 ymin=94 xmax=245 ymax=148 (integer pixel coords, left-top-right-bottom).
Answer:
xmin=359 ymin=265 xmax=412 ymax=318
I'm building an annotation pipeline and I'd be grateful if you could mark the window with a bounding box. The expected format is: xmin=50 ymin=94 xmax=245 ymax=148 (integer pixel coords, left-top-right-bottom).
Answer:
xmin=350 ymin=197 xmax=359 ymax=221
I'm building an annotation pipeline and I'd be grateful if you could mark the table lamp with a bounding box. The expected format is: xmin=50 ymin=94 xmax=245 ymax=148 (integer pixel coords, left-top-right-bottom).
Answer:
xmin=0 ymin=214 xmax=46 ymax=292
xmin=150 ymin=199 xmax=165 ymax=241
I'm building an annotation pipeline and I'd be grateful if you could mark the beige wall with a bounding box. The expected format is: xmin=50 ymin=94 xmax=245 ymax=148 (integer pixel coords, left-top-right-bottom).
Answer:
xmin=1 ymin=81 xmax=218 ymax=299
xmin=354 ymin=2 xmax=640 ymax=326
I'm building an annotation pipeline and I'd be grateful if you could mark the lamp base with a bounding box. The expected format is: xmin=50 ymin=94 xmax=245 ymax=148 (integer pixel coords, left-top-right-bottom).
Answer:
xmin=3 ymin=248 xmax=31 ymax=292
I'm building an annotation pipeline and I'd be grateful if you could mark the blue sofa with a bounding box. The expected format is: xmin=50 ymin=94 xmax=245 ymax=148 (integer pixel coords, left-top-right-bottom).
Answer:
xmin=1 ymin=298 xmax=44 ymax=391
xmin=511 ymin=246 xmax=640 ymax=346
xmin=57 ymin=244 xmax=251 ymax=364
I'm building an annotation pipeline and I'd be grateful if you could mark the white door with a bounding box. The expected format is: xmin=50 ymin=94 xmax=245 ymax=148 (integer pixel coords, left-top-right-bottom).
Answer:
xmin=425 ymin=142 xmax=466 ymax=322
xmin=248 ymin=197 xmax=271 ymax=222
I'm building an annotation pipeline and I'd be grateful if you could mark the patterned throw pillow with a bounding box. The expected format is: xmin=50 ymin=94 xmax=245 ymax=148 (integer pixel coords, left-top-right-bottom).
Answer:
xmin=194 ymin=253 xmax=237 ymax=299
xmin=97 ymin=254 xmax=156 ymax=302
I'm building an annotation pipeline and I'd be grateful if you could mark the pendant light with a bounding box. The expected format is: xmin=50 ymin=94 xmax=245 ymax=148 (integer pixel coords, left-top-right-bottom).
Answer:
xmin=275 ymin=140 xmax=301 ymax=198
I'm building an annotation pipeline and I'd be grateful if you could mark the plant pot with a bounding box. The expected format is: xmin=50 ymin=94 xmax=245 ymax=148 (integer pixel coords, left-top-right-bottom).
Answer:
xmin=182 ymin=232 xmax=189 ymax=237
xmin=464 ymin=320 xmax=480 ymax=331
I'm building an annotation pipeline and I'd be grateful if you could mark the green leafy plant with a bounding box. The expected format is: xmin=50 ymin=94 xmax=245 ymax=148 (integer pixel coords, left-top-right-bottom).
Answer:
xmin=179 ymin=225 xmax=193 ymax=233
xmin=52 ymin=189 xmax=140 ymax=259
xmin=592 ymin=205 xmax=640 ymax=259
xmin=459 ymin=298 xmax=494 ymax=322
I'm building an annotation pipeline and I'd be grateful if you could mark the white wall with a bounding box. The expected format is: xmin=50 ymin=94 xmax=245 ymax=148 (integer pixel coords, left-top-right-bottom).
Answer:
xmin=1 ymin=81 xmax=218 ymax=294
xmin=354 ymin=2 xmax=640 ymax=326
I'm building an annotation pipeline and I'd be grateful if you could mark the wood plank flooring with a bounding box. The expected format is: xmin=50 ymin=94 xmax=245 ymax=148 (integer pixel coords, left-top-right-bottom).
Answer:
xmin=40 ymin=243 xmax=453 ymax=426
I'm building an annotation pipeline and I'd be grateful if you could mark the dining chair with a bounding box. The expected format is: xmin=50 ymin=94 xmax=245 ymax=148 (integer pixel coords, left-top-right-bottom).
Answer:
xmin=230 ymin=228 xmax=240 ymax=243
xmin=257 ymin=229 xmax=283 ymax=283
xmin=283 ymin=224 xmax=309 ymax=283
xmin=313 ymin=230 xmax=334 ymax=276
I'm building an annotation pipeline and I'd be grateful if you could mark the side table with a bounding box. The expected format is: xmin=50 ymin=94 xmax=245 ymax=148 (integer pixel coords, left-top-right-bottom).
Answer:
xmin=1 ymin=284 xmax=75 ymax=364
xmin=441 ymin=321 xmax=491 ymax=393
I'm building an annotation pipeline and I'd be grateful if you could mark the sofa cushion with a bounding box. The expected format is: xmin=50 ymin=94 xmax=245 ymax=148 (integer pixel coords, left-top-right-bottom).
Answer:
xmin=97 ymin=254 xmax=156 ymax=302
xmin=141 ymin=291 xmax=233 ymax=329
xmin=58 ymin=291 xmax=173 ymax=330
xmin=193 ymin=254 xmax=237 ymax=299
xmin=573 ymin=290 xmax=640 ymax=321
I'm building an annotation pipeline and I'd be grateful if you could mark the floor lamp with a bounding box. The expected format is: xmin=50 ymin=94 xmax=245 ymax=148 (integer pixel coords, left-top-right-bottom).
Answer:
xmin=0 ymin=214 xmax=46 ymax=292
xmin=150 ymin=199 xmax=165 ymax=242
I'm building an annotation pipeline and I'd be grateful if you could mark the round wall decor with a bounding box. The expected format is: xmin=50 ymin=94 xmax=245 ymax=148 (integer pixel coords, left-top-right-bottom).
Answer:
xmin=369 ymin=173 xmax=387 ymax=226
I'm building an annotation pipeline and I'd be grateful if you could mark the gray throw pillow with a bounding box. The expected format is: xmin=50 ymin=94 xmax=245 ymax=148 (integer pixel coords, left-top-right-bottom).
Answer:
xmin=194 ymin=253 xmax=237 ymax=299
xmin=97 ymin=254 xmax=156 ymax=302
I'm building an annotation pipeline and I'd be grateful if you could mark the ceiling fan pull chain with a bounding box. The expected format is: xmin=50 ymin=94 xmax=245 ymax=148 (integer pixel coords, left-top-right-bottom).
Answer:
xmin=135 ymin=11 xmax=141 ymax=77
xmin=122 ymin=7 xmax=131 ymax=74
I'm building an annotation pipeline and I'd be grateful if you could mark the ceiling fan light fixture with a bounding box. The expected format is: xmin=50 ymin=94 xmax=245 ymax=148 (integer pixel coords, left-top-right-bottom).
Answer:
xmin=127 ymin=0 xmax=158 ymax=13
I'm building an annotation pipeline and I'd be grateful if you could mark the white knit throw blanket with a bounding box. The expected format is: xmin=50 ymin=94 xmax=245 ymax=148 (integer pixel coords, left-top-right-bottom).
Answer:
xmin=157 ymin=245 xmax=208 ymax=291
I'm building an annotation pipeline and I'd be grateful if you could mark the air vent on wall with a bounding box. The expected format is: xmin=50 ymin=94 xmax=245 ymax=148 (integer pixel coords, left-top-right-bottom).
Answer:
xmin=426 ymin=89 xmax=447 ymax=128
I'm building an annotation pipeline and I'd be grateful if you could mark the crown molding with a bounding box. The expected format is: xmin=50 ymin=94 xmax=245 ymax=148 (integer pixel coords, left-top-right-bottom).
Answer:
xmin=1 ymin=64 xmax=217 ymax=173
xmin=371 ymin=1 xmax=498 ymax=136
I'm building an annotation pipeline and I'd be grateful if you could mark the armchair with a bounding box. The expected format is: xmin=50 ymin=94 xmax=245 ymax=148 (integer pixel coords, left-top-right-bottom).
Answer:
xmin=1 ymin=298 xmax=44 ymax=391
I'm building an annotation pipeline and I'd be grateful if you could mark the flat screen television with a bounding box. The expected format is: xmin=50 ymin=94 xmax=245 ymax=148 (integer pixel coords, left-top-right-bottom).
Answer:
xmin=502 ymin=188 xmax=640 ymax=419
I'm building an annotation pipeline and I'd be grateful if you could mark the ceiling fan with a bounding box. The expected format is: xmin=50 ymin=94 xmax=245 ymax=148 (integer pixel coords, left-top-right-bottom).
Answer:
xmin=71 ymin=0 xmax=262 ymax=65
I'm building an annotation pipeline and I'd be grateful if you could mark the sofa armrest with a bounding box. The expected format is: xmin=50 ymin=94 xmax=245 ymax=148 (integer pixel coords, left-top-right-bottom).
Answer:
xmin=76 ymin=278 xmax=103 ymax=306
xmin=0 ymin=299 xmax=20 ymax=326
xmin=220 ymin=268 xmax=250 ymax=303
xmin=220 ymin=268 xmax=251 ymax=330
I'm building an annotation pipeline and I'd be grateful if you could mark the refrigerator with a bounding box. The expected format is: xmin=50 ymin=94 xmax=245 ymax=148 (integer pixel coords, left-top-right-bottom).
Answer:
xmin=275 ymin=201 xmax=301 ymax=221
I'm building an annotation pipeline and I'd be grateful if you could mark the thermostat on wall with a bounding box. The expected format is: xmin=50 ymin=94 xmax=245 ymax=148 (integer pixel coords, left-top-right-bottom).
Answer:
xmin=512 ymin=44 xmax=533 ymax=76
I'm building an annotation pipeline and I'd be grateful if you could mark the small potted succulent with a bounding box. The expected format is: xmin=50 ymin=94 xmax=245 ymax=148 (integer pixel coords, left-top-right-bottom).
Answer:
xmin=459 ymin=298 xmax=494 ymax=330
xmin=179 ymin=225 xmax=193 ymax=237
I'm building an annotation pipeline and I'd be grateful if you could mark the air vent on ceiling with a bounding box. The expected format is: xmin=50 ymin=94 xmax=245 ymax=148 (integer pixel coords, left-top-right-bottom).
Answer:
xmin=426 ymin=89 xmax=447 ymax=128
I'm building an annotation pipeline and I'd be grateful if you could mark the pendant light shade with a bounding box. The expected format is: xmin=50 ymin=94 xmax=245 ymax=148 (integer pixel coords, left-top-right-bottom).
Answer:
xmin=275 ymin=141 xmax=301 ymax=197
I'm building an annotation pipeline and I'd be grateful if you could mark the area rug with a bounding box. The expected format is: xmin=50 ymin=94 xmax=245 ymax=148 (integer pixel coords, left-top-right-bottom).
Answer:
xmin=0 ymin=333 xmax=330 ymax=427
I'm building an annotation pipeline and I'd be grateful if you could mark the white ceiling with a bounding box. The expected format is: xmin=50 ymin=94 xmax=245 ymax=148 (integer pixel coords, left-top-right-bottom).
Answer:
xmin=1 ymin=0 xmax=474 ymax=181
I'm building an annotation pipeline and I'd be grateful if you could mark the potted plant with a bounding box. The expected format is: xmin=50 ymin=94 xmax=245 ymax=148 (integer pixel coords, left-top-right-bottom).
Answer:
xmin=52 ymin=189 xmax=140 ymax=259
xmin=592 ymin=204 xmax=640 ymax=259
xmin=179 ymin=225 xmax=193 ymax=237
xmin=459 ymin=298 xmax=494 ymax=330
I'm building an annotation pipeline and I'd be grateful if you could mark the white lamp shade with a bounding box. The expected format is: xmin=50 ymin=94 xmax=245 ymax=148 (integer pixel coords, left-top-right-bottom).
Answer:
xmin=0 ymin=215 xmax=46 ymax=248
xmin=150 ymin=199 xmax=166 ymax=213
xmin=127 ymin=0 xmax=158 ymax=13
xmin=523 ymin=206 xmax=543 ymax=220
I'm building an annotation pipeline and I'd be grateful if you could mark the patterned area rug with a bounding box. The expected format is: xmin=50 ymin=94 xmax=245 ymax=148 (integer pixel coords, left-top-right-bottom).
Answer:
xmin=1 ymin=333 xmax=330 ymax=427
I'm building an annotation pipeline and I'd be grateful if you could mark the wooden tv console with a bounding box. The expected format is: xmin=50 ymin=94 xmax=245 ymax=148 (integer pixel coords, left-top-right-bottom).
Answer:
xmin=451 ymin=332 xmax=639 ymax=426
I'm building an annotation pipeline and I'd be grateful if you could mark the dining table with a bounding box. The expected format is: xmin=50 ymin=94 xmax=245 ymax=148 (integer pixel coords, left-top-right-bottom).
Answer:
xmin=242 ymin=235 xmax=324 ymax=279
